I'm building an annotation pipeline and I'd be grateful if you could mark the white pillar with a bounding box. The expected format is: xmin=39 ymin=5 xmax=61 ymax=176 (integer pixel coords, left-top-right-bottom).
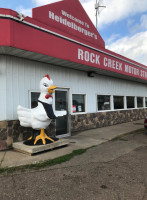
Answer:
xmin=110 ymin=95 xmax=114 ymax=110
xmin=135 ymin=96 xmax=137 ymax=108
xmin=124 ymin=96 xmax=127 ymax=109
xmin=143 ymin=97 xmax=145 ymax=108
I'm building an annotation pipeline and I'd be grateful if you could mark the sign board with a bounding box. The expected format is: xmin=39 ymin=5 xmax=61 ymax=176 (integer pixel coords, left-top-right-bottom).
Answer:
xmin=33 ymin=0 xmax=105 ymax=48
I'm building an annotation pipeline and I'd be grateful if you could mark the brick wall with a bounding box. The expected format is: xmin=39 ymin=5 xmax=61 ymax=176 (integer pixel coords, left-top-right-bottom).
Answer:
xmin=71 ymin=109 xmax=147 ymax=132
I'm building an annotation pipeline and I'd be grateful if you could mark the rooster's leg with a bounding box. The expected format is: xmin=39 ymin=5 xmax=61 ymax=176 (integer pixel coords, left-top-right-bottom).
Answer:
xmin=34 ymin=128 xmax=54 ymax=145
xmin=27 ymin=136 xmax=32 ymax=140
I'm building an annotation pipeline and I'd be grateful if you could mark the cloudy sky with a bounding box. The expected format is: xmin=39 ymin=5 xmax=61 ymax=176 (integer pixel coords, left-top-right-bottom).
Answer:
xmin=1 ymin=0 xmax=147 ymax=65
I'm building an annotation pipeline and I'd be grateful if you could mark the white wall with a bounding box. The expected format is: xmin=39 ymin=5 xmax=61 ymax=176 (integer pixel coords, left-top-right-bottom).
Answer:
xmin=3 ymin=55 xmax=147 ymax=120
xmin=0 ymin=56 xmax=6 ymax=121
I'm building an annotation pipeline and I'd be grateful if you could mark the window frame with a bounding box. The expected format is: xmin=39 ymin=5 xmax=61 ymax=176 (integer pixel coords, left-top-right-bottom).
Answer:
xmin=97 ymin=94 xmax=111 ymax=111
xmin=145 ymin=97 xmax=147 ymax=107
xmin=113 ymin=95 xmax=124 ymax=110
xmin=137 ymin=96 xmax=144 ymax=108
xmin=29 ymin=91 xmax=146 ymax=116
xmin=71 ymin=93 xmax=87 ymax=115
xmin=126 ymin=96 xmax=135 ymax=109
xmin=29 ymin=90 xmax=40 ymax=109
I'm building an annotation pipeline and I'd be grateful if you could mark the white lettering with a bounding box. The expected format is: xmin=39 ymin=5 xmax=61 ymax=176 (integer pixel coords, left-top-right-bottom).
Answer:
xmin=103 ymin=57 xmax=122 ymax=71
xmin=74 ymin=23 xmax=77 ymax=30
xmin=61 ymin=10 xmax=85 ymax=26
xmin=125 ymin=65 xmax=139 ymax=76
xmin=104 ymin=57 xmax=107 ymax=66
xmin=62 ymin=18 xmax=67 ymax=25
xmin=108 ymin=59 xmax=111 ymax=68
xmin=55 ymin=15 xmax=59 ymax=22
xmin=78 ymin=49 xmax=100 ymax=65
xmin=78 ymin=49 xmax=83 ymax=60
xmin=140 ymin=70 xmax=147 ymax=78
xmin=78 ymin=26 xmax=82 ymax=32
xmin=112 ymin=60 xmax=115 ymax=69
xmin=119 ymin=63 xmax=122 ymax=71
xmin=49 ymin=11 xmax=97 ymax=40
xmin=96 ymin=55 xmax=100 ymax=65
xmin=116 ymin=61 xmax=119 ymax=70
xmin=67 ymin=21 xmax=71 ymax=27
xmin=90 ymin=53 xmax=95 ymax=63
xmin=85 ymin=51 xmax=89 ymax=62
xmin=49 ymin=11 xmax=54 ymax=19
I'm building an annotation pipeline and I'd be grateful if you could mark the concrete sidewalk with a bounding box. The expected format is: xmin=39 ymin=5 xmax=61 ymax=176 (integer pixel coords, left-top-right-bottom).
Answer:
xmin=0 ymin=119 xmax=145 ymax=168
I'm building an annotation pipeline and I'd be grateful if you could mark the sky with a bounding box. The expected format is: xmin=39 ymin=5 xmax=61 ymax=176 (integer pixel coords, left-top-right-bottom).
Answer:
xmin=0 ymin=0 xmax=147 ymax=65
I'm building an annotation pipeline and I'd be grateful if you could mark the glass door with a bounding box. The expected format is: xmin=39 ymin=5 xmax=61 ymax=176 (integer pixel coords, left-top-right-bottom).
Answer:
xmin=55 ymin=89 xmax=70 ymax=137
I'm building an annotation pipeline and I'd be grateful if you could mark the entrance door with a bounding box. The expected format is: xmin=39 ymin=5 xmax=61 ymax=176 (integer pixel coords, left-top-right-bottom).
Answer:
xmin=55 ymin=89 xmax=70 ymax=137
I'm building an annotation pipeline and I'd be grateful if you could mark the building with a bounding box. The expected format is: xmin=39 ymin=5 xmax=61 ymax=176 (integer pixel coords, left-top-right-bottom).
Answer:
xmin=0 ymin=0 xmax=147 ymax=150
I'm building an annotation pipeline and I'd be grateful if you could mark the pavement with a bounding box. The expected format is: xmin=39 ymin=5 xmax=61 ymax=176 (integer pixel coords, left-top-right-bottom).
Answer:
xmin=0 ymin=119 xmax=145 ymax=168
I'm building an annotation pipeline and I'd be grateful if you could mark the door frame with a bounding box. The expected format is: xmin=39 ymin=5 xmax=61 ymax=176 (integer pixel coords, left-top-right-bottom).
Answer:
xmin=53 ymin=87 xmax=71 ymax=138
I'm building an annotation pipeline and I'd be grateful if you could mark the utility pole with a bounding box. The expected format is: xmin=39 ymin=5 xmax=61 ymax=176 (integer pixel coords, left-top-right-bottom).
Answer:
xmin=95 ymin=0 xmax=106 ymax=29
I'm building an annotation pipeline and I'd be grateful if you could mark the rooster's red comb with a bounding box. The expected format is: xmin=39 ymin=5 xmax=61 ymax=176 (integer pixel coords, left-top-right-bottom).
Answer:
xmin=45 ymin=74 xmax=50 ymax=80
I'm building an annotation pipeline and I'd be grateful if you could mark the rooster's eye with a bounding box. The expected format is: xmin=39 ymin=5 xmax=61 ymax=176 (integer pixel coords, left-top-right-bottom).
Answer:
xmin=43 ymin=83 xmax=48 ymax=87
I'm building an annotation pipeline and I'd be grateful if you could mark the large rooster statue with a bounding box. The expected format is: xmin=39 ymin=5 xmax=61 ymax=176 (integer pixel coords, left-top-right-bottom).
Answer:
xmin=17 ymin=74 xmax=66 ymax=145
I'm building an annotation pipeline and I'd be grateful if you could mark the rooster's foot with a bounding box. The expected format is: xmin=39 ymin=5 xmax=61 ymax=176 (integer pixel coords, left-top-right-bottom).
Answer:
xmin=34 ymin=129 xmax=54 ymax=145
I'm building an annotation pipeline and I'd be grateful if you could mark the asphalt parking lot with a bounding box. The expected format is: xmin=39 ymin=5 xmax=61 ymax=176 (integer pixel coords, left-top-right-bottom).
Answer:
xmin=0 ymin=129 xmax=147 ymax=200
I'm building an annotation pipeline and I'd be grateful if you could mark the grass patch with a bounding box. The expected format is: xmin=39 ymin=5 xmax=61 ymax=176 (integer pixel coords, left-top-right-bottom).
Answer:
xmin=0 ymin=148 xmax=88 ymax=175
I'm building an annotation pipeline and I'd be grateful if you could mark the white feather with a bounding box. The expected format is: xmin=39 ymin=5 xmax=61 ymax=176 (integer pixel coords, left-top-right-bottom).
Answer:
xmin=17 ymin=76 xmax=67 ymax=130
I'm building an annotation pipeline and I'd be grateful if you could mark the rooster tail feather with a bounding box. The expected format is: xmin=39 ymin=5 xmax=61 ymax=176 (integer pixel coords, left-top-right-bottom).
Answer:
xmin=17 ymin=105 xmax=31 ymax=112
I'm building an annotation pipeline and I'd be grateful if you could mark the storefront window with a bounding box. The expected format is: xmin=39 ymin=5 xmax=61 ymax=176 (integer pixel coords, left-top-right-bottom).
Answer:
xmin=114 ymin=96 xmax=124 ymax=109
xmin=145 ymin=97 xmax=147 ymax=107
xmin=72 ymin=94 xmax=85 ymax=113
xmin=137 ymin=97 xmax=143 ymax=108
xmin=31 ymin=92 xmax=40 ymax=108
xmin=127 ymin=96 xmax=135 ymax=108
xmin=97 ymin=95 xmax=111 ymax=111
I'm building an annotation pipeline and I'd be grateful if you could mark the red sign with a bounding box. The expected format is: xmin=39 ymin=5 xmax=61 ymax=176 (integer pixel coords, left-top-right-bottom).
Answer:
xmin=76 ymin=48 xmax=147 ymax=79
xmin=73 ymin=105 xmax=76 ymax=113
xmin=32 ymin=0 xmax=105 ymax=48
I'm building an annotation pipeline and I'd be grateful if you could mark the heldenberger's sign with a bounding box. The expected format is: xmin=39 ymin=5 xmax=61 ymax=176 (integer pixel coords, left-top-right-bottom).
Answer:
xmin=33 ymin=0 xmax=105 ymax=48
xmin=49 ymin=10 xmax=98 ymax=40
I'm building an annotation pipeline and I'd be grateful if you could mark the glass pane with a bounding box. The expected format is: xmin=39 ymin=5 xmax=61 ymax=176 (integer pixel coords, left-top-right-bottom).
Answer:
xmin=55 ymin=91 xmax=68 ymax=136
xmin=127 ymin=96 xmax=134 ymax=108
xmin=72 ymin=94 xmax=85 ymax=113
xmin=55 ymin=91 xmax=67 ymax=111
xmin=97 ymin=95 xmax=110 ymax=110
xmin=114 ymin=96 xmax=124 ymax=109
xmin=31 ymin=92 xmax=40 ymax=108
xmin=145 ymin=97 xmax=147 ymax=107
xmin=137 ymin=97 xmax=143 ymax=108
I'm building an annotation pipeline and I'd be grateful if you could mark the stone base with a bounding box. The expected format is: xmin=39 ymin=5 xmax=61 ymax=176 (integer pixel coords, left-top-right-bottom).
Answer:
xmin=71 ymin=109 xmax=147 ymax=132
xmin=1 ymin=108 xmax=147 ymax=150
xmin=12 ymin=139 xmax=69 ymax=155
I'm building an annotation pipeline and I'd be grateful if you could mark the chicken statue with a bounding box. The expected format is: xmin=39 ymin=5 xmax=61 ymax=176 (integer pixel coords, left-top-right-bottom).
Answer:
xmin=17 ymin=74 xmax=66 ymax=145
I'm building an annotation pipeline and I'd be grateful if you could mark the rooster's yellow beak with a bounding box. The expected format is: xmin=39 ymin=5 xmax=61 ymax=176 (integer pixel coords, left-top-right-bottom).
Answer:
xmin=48 ymin=85 xmax=57 ymax=94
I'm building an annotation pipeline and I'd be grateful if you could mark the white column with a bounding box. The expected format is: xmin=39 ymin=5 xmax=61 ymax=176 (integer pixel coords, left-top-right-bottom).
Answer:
xmin=110 ymin=95 xmax=114 ymax=110
xmin=135 ymin=96 xmax=137 ymax=108
xmin=0 ymin=56 xmax=7 ymax=121
xmin=124 ymin=96 xmax=127 ymax=110
xmin=143 ymin=97 xmax=145 ymax=108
